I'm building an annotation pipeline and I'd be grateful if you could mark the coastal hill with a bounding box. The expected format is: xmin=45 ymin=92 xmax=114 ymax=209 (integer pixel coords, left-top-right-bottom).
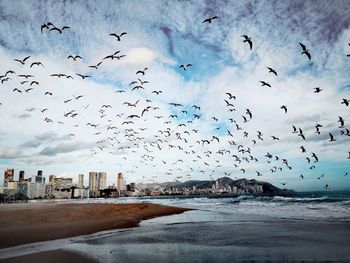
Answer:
xmin=137 ymin=177 xmax=294 ymax=196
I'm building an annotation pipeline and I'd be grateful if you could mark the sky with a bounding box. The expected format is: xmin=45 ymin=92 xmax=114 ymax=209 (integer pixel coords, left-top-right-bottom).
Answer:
xmin=0 ymin=0 xmax=349 ymax=191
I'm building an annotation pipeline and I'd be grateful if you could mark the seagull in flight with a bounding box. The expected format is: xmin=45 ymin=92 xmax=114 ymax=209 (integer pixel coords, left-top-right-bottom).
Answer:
xmin=314 ymin=87 xmax=322 ymax=93
xmin=76 ymin=73 xmax=91 ymax=79
xmin=267 ymin=67 xmax=277 ymax=76
xmin=67 ymin=55 xmax=82 ymax=61
xmin=242 ymin=35 xmax=253 ymax=50
xmin=299 ymin=42 xmax=311 ymax=60
xmin=109 ymin=32 xmax=127 ymax=41
xmin=179 ymin=64 xmax=192 ymax=71
xmin=260 ymin=81 xmax=271 ymax=87
xmin=329 ymin=132 xmax=336 ymax=142
xmin=202 ymin=16 xmax=218 ymax=23
xmin=280 ymin=105 xmax=287 ymax=113
xmin=14 ymin=56 xmax=30 ymax=65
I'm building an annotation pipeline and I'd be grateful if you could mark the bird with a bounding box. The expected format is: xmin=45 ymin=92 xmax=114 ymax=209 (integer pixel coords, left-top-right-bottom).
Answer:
xmin=341 ymin=99 xmax=349 ymax=106
xmin=67 ymin=55 xmax=82 ymax=61
xmin=298 ymin=128 xmax=305 ymax=140
xmin=192 ymin=105 xmax=201 ymax=110
xmin=103 ymin=51 xmax=121 ymax=60
xmin=115 ymin=90 xmax=125 ymax=93
xmin=280 ymin=105 xmax=287 ymax=113
xmin=24 ymin=88 xmax=33 ymax=93
xmin=123 ymin=100 xmax=139 ymax=107
xmin=224 ymin=99 xmax=234 ymax=107
xmin=89 ymin=61 xmax=103 ymax=69
xmin=260 ymin=81 xmax=271 ymax=87
xmin=45 ymin=92 xmax=53 ymax=96
xmin=267 ymin=67 xmax=277 ymax=76
xmin=225 ymin=93 xmax=236 ymax=100
xmin=49 ymin=25 xmax=70 ymax=34
xmin=314 ymin=87 xmax=322 ymax=93
xmin=127 ymin=114 xmax=140 ymax=119
xmin=329 ymin=132 xmax=336 ymax=142
xmin=311 ymin=152 xmax=318 ymax=162
xmin=152 ymin=90 xmax=162 ymax=95
xmin=136 ymin=68 xmax=148 ymax=75
xmin=138 ymin=78 xmax=149 ymax=85
xmin=30 ymin=81 xmax=39 ymax=86
xmin=14 ymin=56 xmax=30 ymax=65
xmin=299 ymin=42 xmax=311 ymax=60
xmin=122 ymin=121 xmax=134 ymax=125
xmin=132 ymin=85 xmax=144 ymax=91
xmin=1 ymin=78 xmax=10 ymax=84
xmin=18 ymin=74 xmax=34 ymax=79
xmin=76 ymin=73 xmax=91 ymax=79
xmin=41 ymin=23 xmax=50 ymax=33
xmin=241 ymin=35 xmax=253 ymax=50
xmin=109 ymin=32 xmax=127 ymax=41
xmin=30 ymin=62 xmax=44 ymax=68
xmin=13 ymin=88 xmax=22 ymax=93
xmin=64 ymin=99 xmax=72 ymax=103
xmin=74 ymin=95 xmax=84 ymax=100
xmin=300 ymin=146 xmax=306 ymax=153
xmin=179 ymin=64 xmax=192 ymax=71
xmin=338 ymin=116 xmax=345 ymax=128
xmin=169 ymin=102 xmax=183 ymax=107
xmin=202 ymin=16 xmax=218 ymax=23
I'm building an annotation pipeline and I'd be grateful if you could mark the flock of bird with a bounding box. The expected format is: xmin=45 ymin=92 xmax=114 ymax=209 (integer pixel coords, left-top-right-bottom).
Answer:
xmin=0 ymin=16 xmax=349 ymax=189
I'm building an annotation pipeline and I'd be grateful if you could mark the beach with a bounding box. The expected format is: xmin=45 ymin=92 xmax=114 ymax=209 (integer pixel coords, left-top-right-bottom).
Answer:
xmin=1 ymin=195 xmax=350 ymax=262
xmin=0 ymin=202 xmax=190 ymax=262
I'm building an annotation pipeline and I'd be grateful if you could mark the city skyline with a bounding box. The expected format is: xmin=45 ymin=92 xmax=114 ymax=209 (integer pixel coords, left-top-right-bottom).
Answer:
xmin=0 ymin=0 xmax=349 ymax=191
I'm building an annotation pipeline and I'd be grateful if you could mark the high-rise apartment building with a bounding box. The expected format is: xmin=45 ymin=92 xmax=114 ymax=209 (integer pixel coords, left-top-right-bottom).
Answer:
xmin=4 ymin=169 xmax=14 ymax=186
xmin=117 ymin=172 xmax=126 ymax=193
xmin=78 ymin=174 xmax=84 ymax=188
xmin=19 ymin=171 xmax=25 ymax=182
xmin=89 ymin=172 xmax=107 ymax=197
xmin=35 ymin=170 xmax=45 ymax=184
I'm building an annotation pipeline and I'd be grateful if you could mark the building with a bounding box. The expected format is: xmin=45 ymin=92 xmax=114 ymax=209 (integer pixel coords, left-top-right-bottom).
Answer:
xmin=27 ymin=182 xmax=46 ymax=199
xmin=4 ymin=169 xmax=14 ymax=186
xmin=126 ymin=183 xmax=135 ymax=192
xmin=35 ymin=170 xmax=45 ymax=184
xmin=78 ymin=174 xmax=84 ymax=188
xmin=117 ymin=173 xmax=126 ymax=194
xmin=49 ymin=176 xmax=73 ymax=199
xmin=89 ymin=172 xmax=107 ymax=197
xmin=19 ymin=171 xmax=25 ymax=182
xmin=49 ymin=175 xmax=56 ymax=183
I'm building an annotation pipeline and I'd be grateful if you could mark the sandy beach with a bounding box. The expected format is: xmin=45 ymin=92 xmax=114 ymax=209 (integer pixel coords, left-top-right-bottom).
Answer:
xmin=0 ymin=202 xmax=190 ymax=249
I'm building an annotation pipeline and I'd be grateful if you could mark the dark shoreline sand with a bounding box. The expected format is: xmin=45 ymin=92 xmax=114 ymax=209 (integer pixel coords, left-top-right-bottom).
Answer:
xmin=0 ymin=249 xmax=98 ymax=263
xmin=0 ymin=202 xmax=190 ymax=249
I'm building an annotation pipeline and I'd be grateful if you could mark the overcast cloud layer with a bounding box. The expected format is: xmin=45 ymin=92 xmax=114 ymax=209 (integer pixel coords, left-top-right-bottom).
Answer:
xmin=0 ymin=0 xmax=349 ymax=191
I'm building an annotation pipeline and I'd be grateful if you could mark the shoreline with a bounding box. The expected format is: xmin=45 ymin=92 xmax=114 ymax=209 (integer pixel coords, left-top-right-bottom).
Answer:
xmin=0 ymin=202 xmax=191 ymax=249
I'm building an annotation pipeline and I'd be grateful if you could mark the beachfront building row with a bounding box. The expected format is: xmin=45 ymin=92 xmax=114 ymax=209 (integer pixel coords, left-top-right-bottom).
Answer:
xmin=0 ymin=169 xmax=136 ymax=201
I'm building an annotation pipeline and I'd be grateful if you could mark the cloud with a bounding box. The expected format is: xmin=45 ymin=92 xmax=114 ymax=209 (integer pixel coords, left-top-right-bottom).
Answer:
xmin=0 ymin=148 xmax=24 ymax=159
xmin=14 ymin=113 xmax=31 ymax=120
xmin=121 ymin=47 xmax=158 ymax=65
xmin=39 ymin=141 xmax=94 ymax=156
xmin=0 ymin=1 xmax=349 ymax=190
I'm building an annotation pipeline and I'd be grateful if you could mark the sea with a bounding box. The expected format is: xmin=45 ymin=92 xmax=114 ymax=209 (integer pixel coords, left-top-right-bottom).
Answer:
xmin=2 ymin=191 xmax=350 ymax=262
xmin=79 ymin=191 xmax=350 ymax=222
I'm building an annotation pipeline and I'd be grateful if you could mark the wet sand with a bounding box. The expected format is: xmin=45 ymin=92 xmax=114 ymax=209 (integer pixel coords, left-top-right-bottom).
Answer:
xmin=0 ymin=202 xmax=190 ymax=249
xmin=0 ymin=249 xmax=98 ymax=263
